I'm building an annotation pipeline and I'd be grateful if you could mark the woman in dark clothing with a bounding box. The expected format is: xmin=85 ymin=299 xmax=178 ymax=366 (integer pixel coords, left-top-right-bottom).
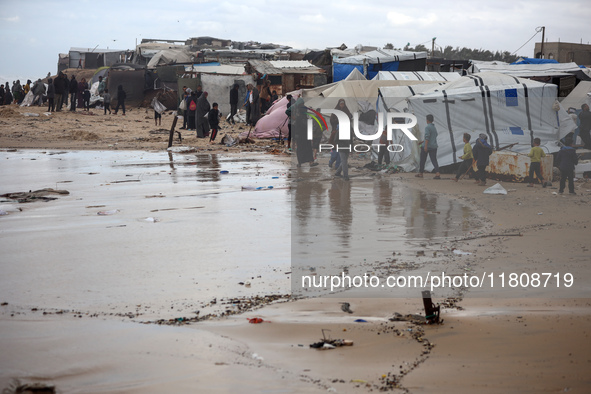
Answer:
xmin=290 ymin=97 xmax=316 ymax=167
xmin=195 ymin=92 xmax=211 ymax=138
xmin=114 ymin=85 xmax=126 ymax=115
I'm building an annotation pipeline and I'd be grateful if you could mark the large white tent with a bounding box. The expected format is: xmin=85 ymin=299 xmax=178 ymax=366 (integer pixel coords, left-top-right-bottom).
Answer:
xmin=404 ymin=72 xmax=576 ymax=171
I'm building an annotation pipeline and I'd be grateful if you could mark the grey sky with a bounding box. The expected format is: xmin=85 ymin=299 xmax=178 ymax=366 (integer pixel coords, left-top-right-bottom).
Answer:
xmin=1 ymin=0 xmax=589 ymax=82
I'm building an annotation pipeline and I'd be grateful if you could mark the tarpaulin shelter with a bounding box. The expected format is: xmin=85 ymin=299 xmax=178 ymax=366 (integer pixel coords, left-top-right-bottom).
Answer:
xmin=147 ymin=49 xmax=194 ymax=68
xmin=246 ymin=60 xmax=327 ymax=96
xmin=404 ymin=72 xmax=576 ymax=172
xmin=248 ymin=69 xmax=436 ymax=140
xmin=332 ymin=49 xmax=427 ymax=82
xmin=107 ymin=64 xmax=147 ymax=107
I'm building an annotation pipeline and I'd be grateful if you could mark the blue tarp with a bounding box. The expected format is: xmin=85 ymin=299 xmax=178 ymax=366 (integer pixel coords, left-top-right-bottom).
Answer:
xmin=511 ymin=58 xmax=559 ymax=65
xmin=333 ymin=62 xmax=401 ymax=81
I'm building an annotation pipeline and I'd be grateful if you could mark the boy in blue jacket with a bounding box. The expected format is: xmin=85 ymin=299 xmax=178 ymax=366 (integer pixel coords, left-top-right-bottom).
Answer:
xmin=556 ymin=137 xmax=579 ymax=194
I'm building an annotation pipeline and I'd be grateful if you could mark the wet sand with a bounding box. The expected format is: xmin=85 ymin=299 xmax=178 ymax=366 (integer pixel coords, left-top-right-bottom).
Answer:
xmin=1 ymin=103 xmax=591 ymax=393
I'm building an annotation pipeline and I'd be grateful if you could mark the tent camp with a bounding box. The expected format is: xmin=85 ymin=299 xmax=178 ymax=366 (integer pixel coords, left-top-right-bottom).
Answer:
xmin=332 ymin=49 xmax=427 ymax=82
xmin=249 ymin=69 xmax=438 ymax=139
xmin=372 ymin=71 xmax=461 ymax=82
xmin=403 ymin=72 xmax=576 ymax=172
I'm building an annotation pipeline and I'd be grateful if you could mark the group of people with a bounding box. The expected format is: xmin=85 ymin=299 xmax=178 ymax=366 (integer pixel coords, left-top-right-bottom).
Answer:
xmin=1 ymin=73 xmax=127 ymax=115
xmin=416 ymin=114 xmax=579 ymax=194
xmin=0 ymin=80 xmax=32 ymax=105
xmin=179 ymin=85 xmax=220 ymax=142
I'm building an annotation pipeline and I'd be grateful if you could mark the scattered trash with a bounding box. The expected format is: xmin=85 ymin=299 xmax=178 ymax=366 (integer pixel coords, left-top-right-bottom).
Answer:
xmin=483 ymin=183 xmax=507 ymax=195
xmin=142 ymin=217 xmax=159 ymax=222
xmin=23 ymin=112 xmax=40 ymax=117
xmin=351 ymin=379 xmax=368 ymax=384
xmin=247 ymin=317 xmax=270 ymax=324
xmin=250 ymin=208 xmax=257 ymax=211
xmin=340 ymin=302 xmax=353 ymax=314
xmin=416 ymin=251 xmax=425 ymax=257
xmin=537 ymin=212 xmax=543 ymax=215
xmin=1 ymin=188 xmax=69 ymax=203
xmin=452 ymin=249 xmax=472 ymax=255
xmin=354 ymin=319 xmax=368 ymax=323
xmin=220 ymin=170 xmax=229 ymax=174
xmin=309 ymin=329 xmax=354 ymax=349
xmin=97 ymin=210 xmax=119 ymax=216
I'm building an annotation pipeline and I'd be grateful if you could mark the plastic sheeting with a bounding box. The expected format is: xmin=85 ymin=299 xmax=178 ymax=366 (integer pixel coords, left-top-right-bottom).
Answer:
xmin=200 ymin=73 xmax=254 ymax=117
xmin=147 ymin=49 xmax=193 ymax=68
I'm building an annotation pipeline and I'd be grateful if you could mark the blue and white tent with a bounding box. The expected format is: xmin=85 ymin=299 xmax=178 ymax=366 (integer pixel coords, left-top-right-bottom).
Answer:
xmin=332 ymin=49 xmax=427 ymax=82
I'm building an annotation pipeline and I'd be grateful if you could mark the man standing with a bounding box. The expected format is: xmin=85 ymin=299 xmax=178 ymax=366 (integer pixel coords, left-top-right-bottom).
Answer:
xmin=69 ymin=75 xmax=78 ymax=111
xmin=416 ymin=114 xmax=441 ymax=179
xmin=54 ymin=72 xmax=65 ymax=111
xmin=228 ymin=83 xmax=238 ymax=125
xmin=578 ymin=104 xmax=591 ymax=149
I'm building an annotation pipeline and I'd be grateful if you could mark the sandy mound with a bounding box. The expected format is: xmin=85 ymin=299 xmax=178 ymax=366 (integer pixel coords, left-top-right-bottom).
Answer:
xmin=67 ymin=130 xmax=100 ymax=141
xmin=0 ymin=106 xmax=21 ymax=118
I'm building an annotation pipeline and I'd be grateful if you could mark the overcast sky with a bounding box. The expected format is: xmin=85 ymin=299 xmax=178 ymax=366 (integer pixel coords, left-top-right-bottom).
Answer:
xmin=1 ymin=0 xmax=589 ymax=83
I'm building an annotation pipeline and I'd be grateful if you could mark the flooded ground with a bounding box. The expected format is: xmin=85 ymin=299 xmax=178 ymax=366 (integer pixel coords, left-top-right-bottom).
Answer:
xmin=0 ymin=150 xmax=481 ymax=392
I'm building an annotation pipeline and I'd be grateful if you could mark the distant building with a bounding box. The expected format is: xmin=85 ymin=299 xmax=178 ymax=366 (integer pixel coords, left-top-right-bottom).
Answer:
xmin=187 ymin=36 xmax=232 ymax=48
xmin=62 ymin=47 xmax=128 ymax=72
xmin=534 ymin=41 xmax=591 ymax=65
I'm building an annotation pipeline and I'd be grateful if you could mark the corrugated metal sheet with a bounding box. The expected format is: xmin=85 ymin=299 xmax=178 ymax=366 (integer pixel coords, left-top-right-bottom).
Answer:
xmin=248 ymin=60 xmax=323 ymax=75
xmin=269 ymin=60 xmax=315 ymax=69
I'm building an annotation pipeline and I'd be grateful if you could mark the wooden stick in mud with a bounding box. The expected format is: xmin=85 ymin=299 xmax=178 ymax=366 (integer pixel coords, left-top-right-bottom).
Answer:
xmin=168 ymin=114 xmax=180 ymax=148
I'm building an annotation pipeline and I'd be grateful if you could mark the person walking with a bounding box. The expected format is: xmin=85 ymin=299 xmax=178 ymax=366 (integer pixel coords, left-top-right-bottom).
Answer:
xmin=416 ymin=114 xmax=441 ymax=179
xmin=228 ymin=83 xmax=238 ymax=125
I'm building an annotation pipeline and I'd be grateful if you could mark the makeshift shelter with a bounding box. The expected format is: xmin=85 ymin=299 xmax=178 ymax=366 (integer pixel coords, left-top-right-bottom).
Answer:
xmin=405 ymin=72 xmax=576 ymax=172
xmin=249 ymin=70 xmax=436 ymax=140
xmin=372 ymin=71 xmax=461 ymax=82
xmin=332 ymin=49 xmax=427 ymax=82
xmin=147 ymin=49 xmax=194 ymax=68
xmin=246 ymin=60 xmax=327 ymax=96
xmin=107 ymin=64 xmax=147 ymax=107
xmin=68 ymin=47 xmax=126 ymax=69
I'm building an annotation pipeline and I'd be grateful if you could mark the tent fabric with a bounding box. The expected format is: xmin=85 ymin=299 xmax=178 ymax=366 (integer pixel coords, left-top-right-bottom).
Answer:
xmin=333 ymin=49 xmax=427 ymax=81
xmin=147 ymin=49 xmax=193 ymax=68
xmin=344 ymin=68 xmax=366 ymax=81
xmin=405 ymin=72 xmax=576 ymax=172
xmin=512 ymin=58 xmax=559 ymax=65
xmin=200 ymin=73 xmax=254 ymax=116
xmin=372 ymin=71 xmax=461 ymax=82
xmin=469 ymin=61 xmax=582 ymax=77
xmin=333 ymin=49 xmax=427 ymax=65
xmin=560 ymin=81 xmax=591 ymax=110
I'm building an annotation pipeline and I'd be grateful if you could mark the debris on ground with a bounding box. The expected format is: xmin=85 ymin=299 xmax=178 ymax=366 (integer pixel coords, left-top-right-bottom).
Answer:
xmin=1 ymin=188 xmax=69 ymax=203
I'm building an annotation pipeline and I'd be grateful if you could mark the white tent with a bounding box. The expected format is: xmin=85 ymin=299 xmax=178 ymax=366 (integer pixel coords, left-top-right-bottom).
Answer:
xmin=405 ymin=72 xmax=576 ymax=171
xmin=372 ymin=71 xmax=461 ymax=82
xmin=469 ymin=61 xmax=582 ymax=77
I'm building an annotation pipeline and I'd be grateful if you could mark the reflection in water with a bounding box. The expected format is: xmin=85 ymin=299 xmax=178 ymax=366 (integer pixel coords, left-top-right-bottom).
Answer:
xmin=194 ymin=154 xmax=221 ymax=183
xmin=328 ymin=179 xmax=352 ymax=248
xmin=292 ymin=176 xmax=479 ymax=294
